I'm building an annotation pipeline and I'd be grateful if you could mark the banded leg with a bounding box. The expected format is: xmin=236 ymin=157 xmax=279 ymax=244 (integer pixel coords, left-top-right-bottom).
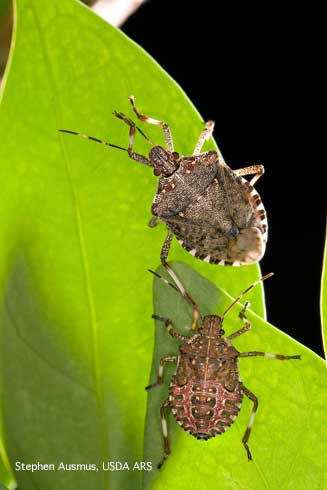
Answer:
xmin=241 ymin=384 xmax=258 ymax=460
xmin=193 ymin=120 xmax=215 ymax=155
xmin=148 ymin=247 xmax=201 ymax=331
xmin=158 ymin=398 xmax=171 ymax=469
xmin=152 ymin=315 xmax=189 ymax=341
xmin=145 ymin=355 xmax=178 ymax=390
xmin=165 ymin=262 xmax=200 ymax=332
xmin=238 ymin=351 xmax=301 ymax=360
xmin=129 ymin=95 xmax=174 ymax=152
xmin=149 ymin=269 xmax=199 ymax=329
xmin=160 ymin=231 xmax=200 ymax=330
xmin=160 ymin=230 xmax=174 ymax=266
xmin=227 ymin=301 xmax=251 ymax=340
xmin=234 ymin=164 xmax=265 ymax=186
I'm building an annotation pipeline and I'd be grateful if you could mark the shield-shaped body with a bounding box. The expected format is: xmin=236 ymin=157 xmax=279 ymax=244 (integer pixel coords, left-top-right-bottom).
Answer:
xmin=152 ymin=151 xmax=267 ymax=265
xmin=169 ymin=332 xmax=243 ymax=439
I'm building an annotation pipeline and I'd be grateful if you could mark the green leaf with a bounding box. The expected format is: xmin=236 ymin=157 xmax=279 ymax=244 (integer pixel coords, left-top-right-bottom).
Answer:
xmin=321 ymin=221 xmax=327 ymax=358
xmin=144 ymin=262 xmax=326 ymax=490
xmin=0 ymin=441 xmax=13 ymax=490
xmin=0 ymin=1 xmax=268 ymax=489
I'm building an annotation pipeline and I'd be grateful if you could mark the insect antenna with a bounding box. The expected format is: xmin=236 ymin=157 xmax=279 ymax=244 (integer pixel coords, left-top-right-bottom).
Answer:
xmin=149 ymin=269 xmax=180 ymax=293
xmin=148 ymin=268 xmax=203 ymax=325
xmin=221 ymin=272 xmax=274 ymax=319
xmin=58 ymin=129 xmax=129 ymax=153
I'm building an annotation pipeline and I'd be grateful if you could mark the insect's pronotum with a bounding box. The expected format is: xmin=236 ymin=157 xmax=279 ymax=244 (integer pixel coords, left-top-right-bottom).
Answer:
xmin=147 ymin=269 xmax=301 ymax=468
xmin=59 ymin=97 xmax=267 ymax=268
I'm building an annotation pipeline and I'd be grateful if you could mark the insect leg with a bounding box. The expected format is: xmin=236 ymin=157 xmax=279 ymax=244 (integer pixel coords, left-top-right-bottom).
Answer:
xmin=152 ymin=314 xmax=189 ymax=341
xmin=158 ymin=398 xmax=171 ymax=469
xmin=160 ymin=230 xmax=174 ymax=265
xmin=149 ymin=268 xmax=200 ymax=331
xmin=239 ymin=351 xmax=301 ymax=360
xmin=148 ymin=216 xmax=159 ymax=228
xmin=128 ymin=152 xmax=153 ymax=167
xmin=234 ymin=164 xmax=265 ymax=186
xmin=129 ymin=95 xmax=174 ymax=152
xmin=227 ymin=301 xmax=251 ymax=340
xmin=159 ymin=232 xmax=185 ymax=296
xmin=193 ymin=120 xmax=215 ymax=155
xmin=156 ymin=241 xmax=201 ymax=332
xmin=241 ymin=384 xmax=258 ymax=460
xmin=145 ymin=355 xmax=178 ymax=390
xmin=165 ymin=263 xmax=200 ymax=332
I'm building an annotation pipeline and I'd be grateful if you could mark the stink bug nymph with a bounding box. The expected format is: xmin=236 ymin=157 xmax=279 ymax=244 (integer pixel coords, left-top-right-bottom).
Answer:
xmin=59 ymin=97 xmax=267 ymax=267
xmin=147 ymin=270 xmax=301 ymax=468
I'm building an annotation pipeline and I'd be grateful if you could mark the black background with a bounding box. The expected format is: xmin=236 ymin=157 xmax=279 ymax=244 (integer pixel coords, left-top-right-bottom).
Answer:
xmin=122 ymin=1 xmax=325 ymax=356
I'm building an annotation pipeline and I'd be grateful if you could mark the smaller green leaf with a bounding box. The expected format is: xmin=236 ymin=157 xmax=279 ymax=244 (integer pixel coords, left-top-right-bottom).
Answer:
xmin=144 ymin=262 xmax=326 ymax=490
xmin=320 ymin=220 xmax=327 ymax=358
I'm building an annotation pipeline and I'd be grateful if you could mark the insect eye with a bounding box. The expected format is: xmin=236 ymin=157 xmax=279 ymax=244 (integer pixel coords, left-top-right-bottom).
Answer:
xmin=153 ymin=168 xmax=162 ymax=176
xmin=220 ymin=329 xmax=225 ymax=336
xmin=172 ymin=151 xmax=179 ymax=160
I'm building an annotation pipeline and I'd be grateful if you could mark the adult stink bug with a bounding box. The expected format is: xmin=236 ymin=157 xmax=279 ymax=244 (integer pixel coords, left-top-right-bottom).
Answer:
xmin=147 ymin=269 xmax=300 ymax=468
xmin=59 ymin=97 xmax=267 ymax=267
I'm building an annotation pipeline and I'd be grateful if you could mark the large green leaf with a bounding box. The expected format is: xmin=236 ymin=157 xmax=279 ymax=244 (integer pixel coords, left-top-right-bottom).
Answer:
xmin=0 ymin=0 xmax=268 ymax=489
xmin=321 ymin=221 xmax=327 ymax=358
xmin=144 ymin=262 xmax=326 ymax=490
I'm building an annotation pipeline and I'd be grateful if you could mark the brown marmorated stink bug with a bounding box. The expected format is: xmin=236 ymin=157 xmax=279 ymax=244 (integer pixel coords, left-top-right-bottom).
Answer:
xmin=147 ymin=269 xmax=301 ymax=468
xmin=59 ymin=97 xmax=268 ymax=268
